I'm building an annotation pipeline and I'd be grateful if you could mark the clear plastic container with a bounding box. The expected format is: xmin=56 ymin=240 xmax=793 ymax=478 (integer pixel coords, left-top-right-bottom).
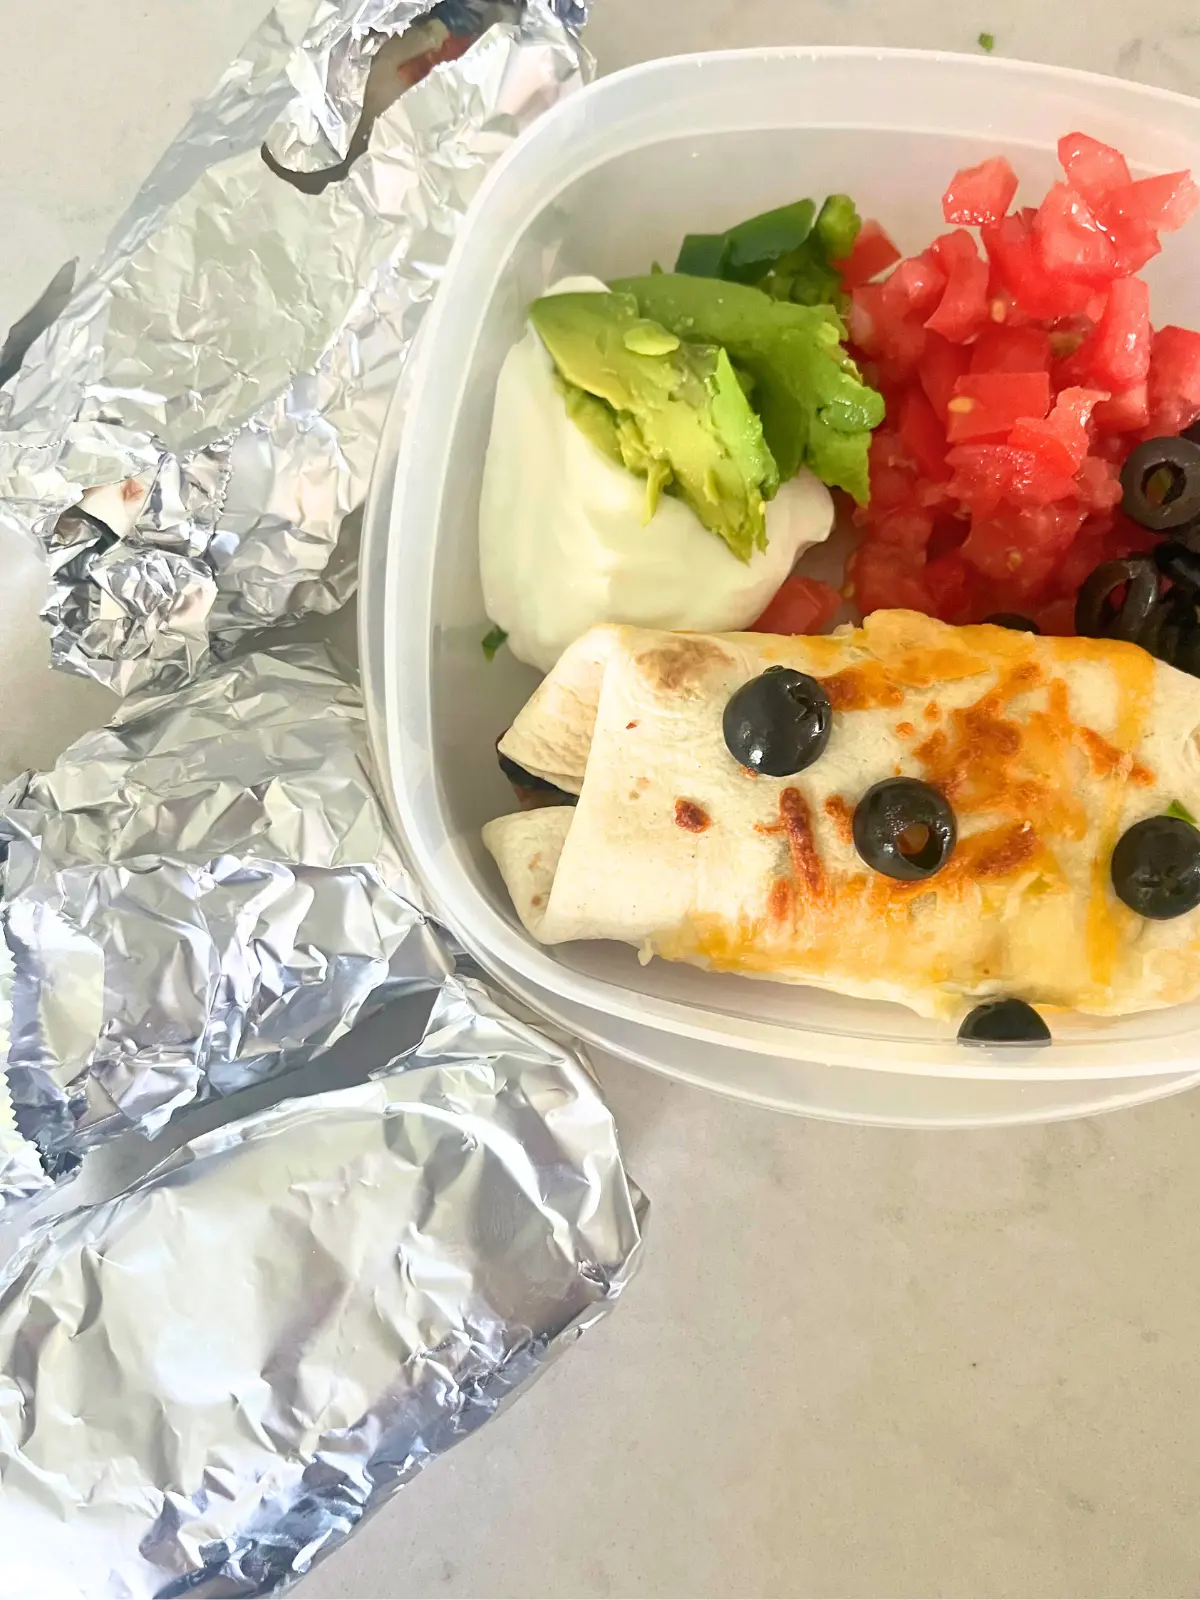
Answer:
xmin=364 ymin=47 xmax=1200 ymax=1115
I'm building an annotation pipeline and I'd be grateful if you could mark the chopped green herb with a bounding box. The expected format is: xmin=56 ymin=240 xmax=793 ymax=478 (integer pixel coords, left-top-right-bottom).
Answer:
xmin=1167 ymin=799 xmax=1197 ymax=826
xmin=481 ymin=625 xmax=508 ymax=662
xmin=978 ymin=31 xmax=996 ymax=51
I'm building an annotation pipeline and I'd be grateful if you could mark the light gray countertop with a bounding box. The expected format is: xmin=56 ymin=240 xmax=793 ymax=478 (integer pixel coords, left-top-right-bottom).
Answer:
xmin=3 ymin=3 xmax=1200 ymax=1596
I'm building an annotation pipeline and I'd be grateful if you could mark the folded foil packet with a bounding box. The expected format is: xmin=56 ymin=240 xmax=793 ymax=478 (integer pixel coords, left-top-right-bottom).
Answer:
xmin=0 ymin=0 xmax=588 ymax=694
xmin=0 ymin=973 xmax=646 ymax=1599
xmin=0 ymin=645 xmax=449 ymax=1195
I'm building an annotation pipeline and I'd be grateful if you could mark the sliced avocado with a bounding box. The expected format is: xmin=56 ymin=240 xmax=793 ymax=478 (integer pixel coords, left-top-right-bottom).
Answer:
xmin=530 ymin=290 xmax=779 ymax=561
xmin=555 ymin=373 xmax=676 ymax=521
xmin=610 ymin=272 xmax=885 ymax=503
xmin=556 ymin=375 xmax=625 ymax=466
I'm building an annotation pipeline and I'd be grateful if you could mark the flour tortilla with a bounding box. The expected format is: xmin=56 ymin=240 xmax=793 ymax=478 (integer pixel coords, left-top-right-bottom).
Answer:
xmin=484 ymin=612 xmax=1200 ymax=1020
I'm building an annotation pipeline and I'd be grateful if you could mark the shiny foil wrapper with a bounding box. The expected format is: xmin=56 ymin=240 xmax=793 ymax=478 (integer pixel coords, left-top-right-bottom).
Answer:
xmin=0 ymin=945 xmax=48 ymax=1207
xmin=0 ymin=973 xmax=646 ymax=1599
xmin=0 ymin=0 xmax=589 ymax=694
xmin=0 ymin=644 xmax=450 ymax=1193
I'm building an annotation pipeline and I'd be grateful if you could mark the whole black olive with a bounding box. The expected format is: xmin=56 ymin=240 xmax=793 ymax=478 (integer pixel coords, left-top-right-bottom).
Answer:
xmin=1119 ymin=435 xmax=1200 ymax=532
xmin=983 ymin=613 xmax=1041 ymax=634
xmin=958 ymin=999 xmax=1051 ymax=1047
xmin=852 ymin=778 xmax=956 ymax=881
xmin=1074 ymin=556 xmax=1161 ymax=643
xmin=1111 ymin=815 xmax=1200 ymax=920
xmin=722 ymin=667 xmax=832 ymax=777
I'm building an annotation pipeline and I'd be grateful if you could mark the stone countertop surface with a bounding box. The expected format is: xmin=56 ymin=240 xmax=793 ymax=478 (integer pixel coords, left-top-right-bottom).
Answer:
xmin=3 ymin=2 xmax=1200 ymax=1595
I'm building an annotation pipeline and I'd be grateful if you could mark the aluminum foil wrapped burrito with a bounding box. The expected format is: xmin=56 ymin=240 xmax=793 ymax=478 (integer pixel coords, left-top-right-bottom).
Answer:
xmin=0 ymin=0 xmax=590 ymax=695
xmin=0 ymin=645 xmax=449 ymax=1196
xmin=0 ymin=973 xmax=646 ymax=1599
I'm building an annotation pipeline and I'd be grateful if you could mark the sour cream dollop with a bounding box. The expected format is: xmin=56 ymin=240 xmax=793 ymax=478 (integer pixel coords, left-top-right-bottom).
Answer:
xmin=479 ymin=276 xmax=835 ymax=674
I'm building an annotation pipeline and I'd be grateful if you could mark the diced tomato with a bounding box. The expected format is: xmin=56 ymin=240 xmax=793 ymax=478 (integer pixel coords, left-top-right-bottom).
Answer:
xmin=947 ymin=443 xmax=1079 ymax=514
xmin=847 ymin=542 xmax=936 ymax=616
xmin=882 ymin=251 xmax=947 ymax=320
xmin=1052 ymin=521 xmax=1114 ymax=601
xmin=1092 ymin=384 xmax=1149 ymax=434
xmin=1105 ymin=514 xmax=1160 ymax=561
xmin=1033 ymin=183 xmax=1121 ymax=284
xmin=1033 ymin=597 xmax=1078 ymax=636
xmin=862 ymin=428 xmax=918 ymax=510
xmin=871 ymin=506 xmax=936 ymax=553
xmin=1008 ymin=386 xmax=1107 ymax=476
xmin=923 ymin=552 xmax=978 ymax=621
xmin=945 ymin=371 xmax=1051 ymax=443
xmin=847 ymin=133 xmax=1200 ymax=642
xmin=943 ymin=157 xmax=1020 ymax=227
xmin=1057 ymin=133 xmax=1131 ymax=205
xmin=982 ymin=211 xmax=1095 ymax=319
xmin=847 ymin=282 xmax=886 ymax=355
xmin=1107 ymin=171 xmax=1200 ymax=234
xmin=925 ymin=230 xmax=990 ymax=342
xmin=960 ymin=502 xmax=1087 ymax=597
xmin=1051 ymin=513 xmax=1156 ymax=601
xmin=969 ymin=324 xmax=1051 ymax=375
xmin=834 ymin=219 xmax=902 ymax=287
xmin=876 ymin=318 xmax=930 ymax=381
xmin=1065 ymin=275 xmax=1151 ymax=390
xmin=1145 ymin=324 xmax=1200 ymax=437
xmin=899 ymin=388 xmax=950 ymax=480
xmin=1103 ymin=210 xmax=1162 ymax=277
xmin=1075 ymin=453 xmax=1124 ymax=513
xmin=751 ymin=576 xmax=841 ymax=635
xmin=919 ymin=333 xmax=972 ymax=420
xmin=854 ymin=278 xmax=931 ymax=377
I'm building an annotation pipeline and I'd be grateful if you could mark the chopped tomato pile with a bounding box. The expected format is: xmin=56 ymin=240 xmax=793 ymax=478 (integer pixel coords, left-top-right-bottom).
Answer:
xmin=834 ymin=134 xmax=1200 ymax=632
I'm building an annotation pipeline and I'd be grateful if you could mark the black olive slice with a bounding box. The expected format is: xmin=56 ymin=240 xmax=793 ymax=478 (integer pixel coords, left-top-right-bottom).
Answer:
xmin=496 ymin=740 xmax=578 ymax=811
xmin=722 ymin=667 xmax=832 ymax=777
xmin=1119 ymin=435 xmax=1200 ymax=532
xmin=852 ymin=778 xmax=956 ymax=881
xmin=1074 ymin=557 xmax=1161 ymax=642
xmin=982 ymin=613 xmax=1041 ymax=634
xmin=1111 ymin=815 xmax=1200 ymax=920
xmin=1169 ymin=613 xmax=1200 ymax=677
xmin=958 ymin=999 xmax=1051 ymax=1047
xmin=1154 ymin=539 xmax=1200 ymax=593
xmin=1135 ymin=592 xmax=1184 ymax=665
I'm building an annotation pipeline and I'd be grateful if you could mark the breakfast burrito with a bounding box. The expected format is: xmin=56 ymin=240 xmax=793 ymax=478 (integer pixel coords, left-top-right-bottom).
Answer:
xmin=483 ymin=612 xmax=1200 ymax=1021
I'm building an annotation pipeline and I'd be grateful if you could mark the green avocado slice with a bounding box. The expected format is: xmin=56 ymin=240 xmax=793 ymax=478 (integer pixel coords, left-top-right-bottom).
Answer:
xmin=610 ymin=272 xmax=884 ymax=504
xmin=530 ymin=290 xmax=779 ymax=562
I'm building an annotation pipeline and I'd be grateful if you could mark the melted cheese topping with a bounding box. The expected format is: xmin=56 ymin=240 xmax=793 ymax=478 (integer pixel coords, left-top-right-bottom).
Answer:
xmin=490 ymin=614 xmax=1200 ymax=1019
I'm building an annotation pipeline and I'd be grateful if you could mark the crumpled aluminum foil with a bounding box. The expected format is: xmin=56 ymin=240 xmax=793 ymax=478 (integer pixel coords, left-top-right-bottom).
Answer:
xmin=0 ymin=644 xmax=450 ymax=1194
xmin=0 ymin=0 xmax=589 ymax=695
xmin=0 ymin=972 xmax=646 ymax=1600
xmin=0 ymin=944 xmax=48 ymax=1207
